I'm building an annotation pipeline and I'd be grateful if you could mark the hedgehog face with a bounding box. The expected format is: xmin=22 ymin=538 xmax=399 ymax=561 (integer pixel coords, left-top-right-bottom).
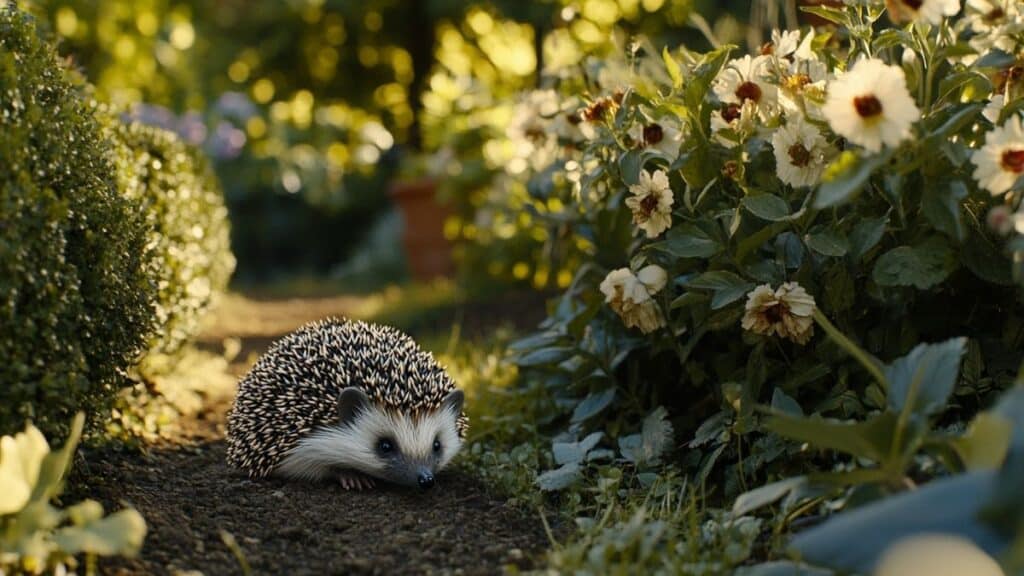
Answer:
xmin=334 ymin=387 xmax=465 ymax=489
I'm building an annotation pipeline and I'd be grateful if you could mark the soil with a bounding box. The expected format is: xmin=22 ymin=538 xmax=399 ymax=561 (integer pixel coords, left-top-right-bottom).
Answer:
xmin=69 ymin=288 xmax=558 ymax=575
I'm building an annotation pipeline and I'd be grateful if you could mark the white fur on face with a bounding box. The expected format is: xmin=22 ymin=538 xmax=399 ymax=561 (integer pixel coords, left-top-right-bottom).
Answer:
xmin=276 ymin=404 xmax=463 ymax=483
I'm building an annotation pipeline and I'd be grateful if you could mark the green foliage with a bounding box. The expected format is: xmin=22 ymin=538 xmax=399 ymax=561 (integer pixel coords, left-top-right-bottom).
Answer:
xmin=0 ymin=414 xmax=147 ymax=574
xmin=0 ymin=6 xmax=156 ymax=437
xmin=105 ymin=119 xmax=236 ymax=357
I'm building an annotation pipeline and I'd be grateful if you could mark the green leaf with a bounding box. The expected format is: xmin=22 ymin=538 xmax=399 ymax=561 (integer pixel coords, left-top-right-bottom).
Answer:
xmin=52 ymin=508 xmax=146 ymax=557
xmin=789 ymin=471 xmax=1002 ymax=575
xmin=885 ymin=338 xmax=966 ymax=417
xmin=685 ymin=270 xmax=754 ymax=310
xmin=536 ymin=462 xmax=582 ymax=491
xmin=950 ymin=413 xmax=1013 ymax=471
xmin=619 ymin=407 xmax=674 ymax=466
xmin=767 ymin=412 xmax=898 ymax=463
xmin=814 ymin=152 xmax=888 ymax=209
xmin=553 ymin=432 xmax=604 ymax=466
xmin=742 ymin=194 xmax=791 ymax=221
xmin=805 ymin=230 xmax=850 ymax=257
xmin=30 ymin=412 xmax=84 ymax=504
xmin=872 ymin=237 xmax=957 ymax=290
xmin=516 ymin=347 xmax=575 ymax=368
xmin=649 ymin=223 xmax=722 ymax=259
xmin=962 ymin=234 xmax=1013 ymax=286
xmin=683 ymin=45 xmax=734 ymax=110
xmin=732 ymin=476 xmax=808 ymax=517
xmin=619 ymin=149 xmax=645 ymax=186
xmin=571 ymin=388 xmax=616 ymax=423
xmin=849 ymin=216 xmax=888 ymax=259
xmin=771 ymin=388 xmax=804 ymax=417
xmin=921 ymin=180 xmax=967 ymax=241
xmin=663 ymin=46 xmax=683 ymax=89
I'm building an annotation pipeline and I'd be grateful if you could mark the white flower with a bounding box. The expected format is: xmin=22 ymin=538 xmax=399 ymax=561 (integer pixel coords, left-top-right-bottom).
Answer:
xmin=885 ymin=0 xmax=961 ymax=24
xmin=973 ymin=114 xmax=1024 ymax=195
xmin=964 ymin=0 xmax=1021 ymax=33
xmin=625 ymin=169 xmax=674 ymax=238
xmin=875 ymin=534 xmax=1004 ymax=576
xmin=741 ymin=282 xmax=816 ymax=345
xmin=713 ymin=55 xmax=778 ymax=121
xmin=711 ymin=100 xmax=761 ymax=147
xmin=772 ymin=120 xmax=834 ymax=188
xmin=823 ymin=58 xmax=920 ymax=153
xmin=600 ymin=265 xmax=668 ymax=333
xmin=628 ymin=118 xmax=686 ymax=159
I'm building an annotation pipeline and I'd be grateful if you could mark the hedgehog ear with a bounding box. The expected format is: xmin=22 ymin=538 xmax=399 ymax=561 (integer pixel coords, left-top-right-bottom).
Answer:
xmin=338 ymin=387 xmax=371 ymax=424
xmin=441 ymin=389 xmax=464 ymax=416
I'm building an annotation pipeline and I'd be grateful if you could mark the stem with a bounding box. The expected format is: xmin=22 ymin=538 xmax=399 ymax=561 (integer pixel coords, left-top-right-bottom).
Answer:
xmin=812 ymin=309 xmax=888 ymax=390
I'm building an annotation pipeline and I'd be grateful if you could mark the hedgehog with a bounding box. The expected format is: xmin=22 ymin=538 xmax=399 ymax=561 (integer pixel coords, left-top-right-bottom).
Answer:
xmin=226 ymin=317 xmax=467 ymax=491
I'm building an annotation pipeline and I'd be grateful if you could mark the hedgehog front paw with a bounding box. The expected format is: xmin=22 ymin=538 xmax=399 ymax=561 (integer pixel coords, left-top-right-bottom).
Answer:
xmin=337 ymin=470 xmax=375 ymax=491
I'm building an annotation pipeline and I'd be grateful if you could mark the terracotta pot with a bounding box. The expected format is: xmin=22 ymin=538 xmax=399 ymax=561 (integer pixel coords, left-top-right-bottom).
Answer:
xmin=388 ymin=178 xmax=455 ymax=281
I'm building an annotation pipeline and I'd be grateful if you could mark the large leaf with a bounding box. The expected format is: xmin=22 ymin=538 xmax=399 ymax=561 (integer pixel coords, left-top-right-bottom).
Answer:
xmin=553 ymin=432 xmax=603 ymax=466
xmin=742 ymin=194 xmax=792 ymax=221
xmin=732 ymin=476 xmax=808 ymax=517
xmin=849 ymin=215 xmax=888 ymax=259
xmin=571 ymin=388 xmax=616 ymax=423
xmin=649 ymin=223 xmax=722 ymax=259
xmin=790 ymin=471 xmax=1005 ymax=574
xmin=884 ymin=338 xmax=966 ymax=417
xmin=516 ymin=346 xmax=575 ymax=368
xmin=767 ymin=412 xmax=898 ymax=463
xmin=951 ymin=413 xmax=1014 ymax=471
xmin=619 ymin=407 xmax=674 ymax=467
xmin=872 ymin=237 xmax=957 ymax=290
xmin=814 ymin=152 xmax=888 ymax=209
xmin=921 ymin=180 xmax=967 ymax=241
xmin=685 ymin=270 xmax=754 ymax=310
xmin=805 ymin=230 xmax=849 ymax=258
xmin=536 ymin=462 xmax=582 ymax=491
xmin=52 ymin=508 xmax=147 ymax=557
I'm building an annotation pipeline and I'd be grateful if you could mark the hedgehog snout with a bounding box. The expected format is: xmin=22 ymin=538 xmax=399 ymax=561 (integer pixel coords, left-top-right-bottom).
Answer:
xmin=417 ymin=469 xmax=435 ymax=490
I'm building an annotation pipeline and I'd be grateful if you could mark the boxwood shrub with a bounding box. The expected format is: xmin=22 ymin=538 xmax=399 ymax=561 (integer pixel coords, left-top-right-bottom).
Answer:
xmin=0 ymin=7 xmax=157 ymax=436
xmin=106 ymin=119 xmax=236 ymax=358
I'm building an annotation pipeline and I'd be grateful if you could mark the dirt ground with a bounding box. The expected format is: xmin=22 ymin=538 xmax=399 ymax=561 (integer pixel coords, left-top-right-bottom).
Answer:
xmin=70 ymin=288 xmax=556 ymax=575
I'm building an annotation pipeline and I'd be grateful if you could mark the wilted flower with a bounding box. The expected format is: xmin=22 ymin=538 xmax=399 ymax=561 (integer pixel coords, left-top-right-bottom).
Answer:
xmin=600 ymin=265 xmax=668 ymax=333
xmin=885 ymin=0 xmax=961 ymax=24
xmin=772 ymin=119 xmax=834 ymax=187
xmin=875 ymin=533 xmax=1004 ymax=576
xmin=741 ymin=282 xmax=816 ymax=345
xmin=626 ymin=169 xmax=675 ymax=238
xmin=823 ymin=58 xmax=920 ymax=153
xmin=973 ymin=114 xmax=1024 ymax=196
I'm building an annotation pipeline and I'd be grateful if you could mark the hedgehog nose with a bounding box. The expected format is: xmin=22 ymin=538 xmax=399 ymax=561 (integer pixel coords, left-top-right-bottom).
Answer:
xmin=418 ymin=471 xmax=435 ymax=490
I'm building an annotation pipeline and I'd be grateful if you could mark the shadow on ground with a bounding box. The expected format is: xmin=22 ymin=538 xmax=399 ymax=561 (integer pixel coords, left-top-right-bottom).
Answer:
xmin=69 ymin=286 xmax=557 ymax=575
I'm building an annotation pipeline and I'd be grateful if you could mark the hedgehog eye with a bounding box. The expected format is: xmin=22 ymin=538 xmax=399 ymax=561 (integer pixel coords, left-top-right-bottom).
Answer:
xmin=432 ymin=438 xmax=442 ymax=454
xmin=377 ymin=438 xmax=395 ymax=455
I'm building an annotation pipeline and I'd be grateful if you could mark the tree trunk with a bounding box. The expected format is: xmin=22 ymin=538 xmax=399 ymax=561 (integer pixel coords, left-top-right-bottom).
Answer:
xmin=407 ymin=0 xmax=435 ymax=151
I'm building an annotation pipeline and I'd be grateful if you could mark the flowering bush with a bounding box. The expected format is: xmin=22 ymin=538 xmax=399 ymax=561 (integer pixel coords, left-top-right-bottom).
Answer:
xmin=510 ymin=0 xmax=1024 ymax=499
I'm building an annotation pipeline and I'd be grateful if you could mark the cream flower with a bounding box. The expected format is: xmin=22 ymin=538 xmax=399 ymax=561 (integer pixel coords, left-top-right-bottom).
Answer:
xmin=713 ymin=55 xmax=778 ymax=121
xmin=741 ymin=282 xmax=816 ymax=345
xmin=628 ymin=119 xmax=686 ymax=159
xmin=772 ymin=119 xmax=834 ymax=188
xmin=625 ymin=169 xmax=674 ymax=238
xmin=600 ymin=265 xmax=668 ymax=334
xmin=885 ymin=0 xmax=961 ymax=24
xmin=972 ymin=114 xmax=1024 ymax=196
xmin=823 ymin=58 xmax=920 ymax=153
xmin=875 ymin=534 xmax=1004 ymax=576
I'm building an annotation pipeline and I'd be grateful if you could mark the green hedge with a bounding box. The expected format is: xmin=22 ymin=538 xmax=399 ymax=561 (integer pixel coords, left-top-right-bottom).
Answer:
xmin=106 ymin=120 xmax=235 ymax=358
xmin=0 ymin=7 xmax=157 ymax=436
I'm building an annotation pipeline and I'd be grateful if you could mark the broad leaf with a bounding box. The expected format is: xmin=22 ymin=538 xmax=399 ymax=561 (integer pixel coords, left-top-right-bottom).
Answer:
xmin=732 ymin=476 xmax=808 ymax=517
xmin=884 ymin=338 xmax=966 ymax=417
xmin=921 ymin=180 xmax=967 ymax=241
xmin=814 ymin=152 xmax=888 ymax=209
xmin=872 ymin=237 xmax=957 ymax=290
xmin=951 ymin=413 xmax=1013 ymax=471
xmin=805 ymin=230 xmax=849 ymax=258
xmin=52 ymin=508 xmax=147 ymax=557
xmin=571 ymin=388 xmax=616 ymax=423
xmin=767 ymin=412 xmax=898 ymax=463
xmin=516 ymin=347 xmax=575 ymax=368
xmin=536 ymin=462 xmax=582 ymax=491
xmin=553 ymin=432 xmax=603 ymax=466
xmin=742 ymin=194 xmax=791 ymax=221
xmin=685 ymin=270 xmax=754 ymax=310
xmin=620 ymin=407 xmax=674 ymax=466
xmin=650 ymin=223 xmax=722 ymax=259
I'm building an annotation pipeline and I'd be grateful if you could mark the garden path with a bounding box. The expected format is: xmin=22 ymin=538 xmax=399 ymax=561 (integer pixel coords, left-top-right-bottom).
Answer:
xmin=73 ymin=290 xmax=553 ymax=576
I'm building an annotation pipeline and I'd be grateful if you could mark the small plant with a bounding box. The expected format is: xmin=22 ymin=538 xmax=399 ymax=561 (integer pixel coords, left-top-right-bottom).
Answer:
xmin=0 ymin=413 xmax=147 ymax=575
